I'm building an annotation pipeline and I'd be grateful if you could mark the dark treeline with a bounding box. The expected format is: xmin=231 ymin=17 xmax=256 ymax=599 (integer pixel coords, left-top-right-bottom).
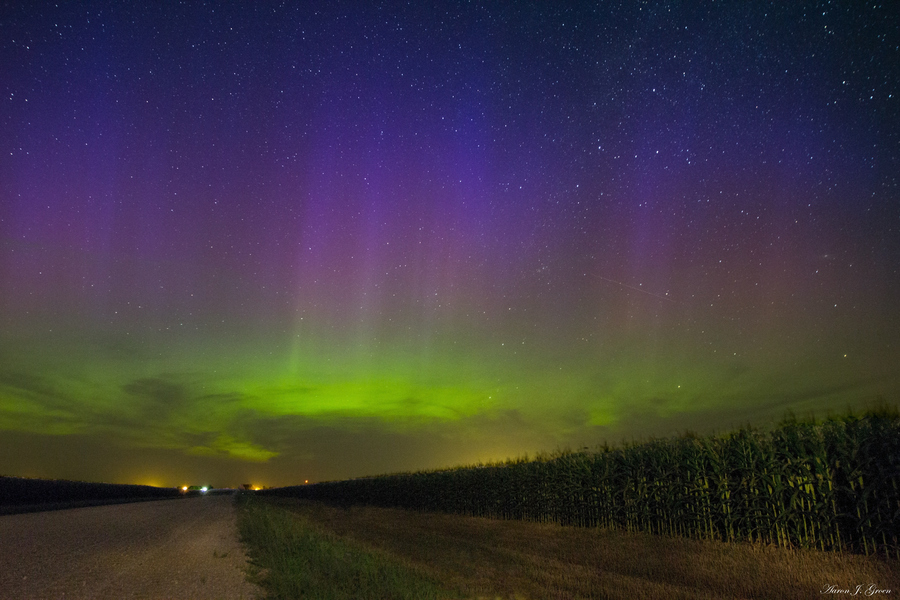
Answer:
xmin=263 ymin=408 xmax=900 ymax=558
xmin=0 ymin=476 xmax=181 ymax=514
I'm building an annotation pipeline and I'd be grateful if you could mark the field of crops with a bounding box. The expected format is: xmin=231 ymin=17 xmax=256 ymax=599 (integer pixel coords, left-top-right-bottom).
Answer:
xmin=0 ymin=476 xmax=181 ymax=514
xmin=264 ymin=408 xmax=900 ymax=558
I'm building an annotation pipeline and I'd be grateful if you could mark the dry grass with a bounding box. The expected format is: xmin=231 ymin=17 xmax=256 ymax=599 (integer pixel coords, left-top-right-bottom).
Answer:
xmin=264 ymin=497 xmax=900 ymax=600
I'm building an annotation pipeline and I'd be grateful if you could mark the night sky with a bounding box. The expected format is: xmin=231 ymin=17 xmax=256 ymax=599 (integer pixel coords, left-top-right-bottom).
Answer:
xmin=1 ymin=2 xmax=898 ymax=488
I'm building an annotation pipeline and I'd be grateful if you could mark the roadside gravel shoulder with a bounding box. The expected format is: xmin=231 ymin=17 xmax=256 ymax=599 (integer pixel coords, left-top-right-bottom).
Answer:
xmin=0 ymin=494 xmax=261 ymax=600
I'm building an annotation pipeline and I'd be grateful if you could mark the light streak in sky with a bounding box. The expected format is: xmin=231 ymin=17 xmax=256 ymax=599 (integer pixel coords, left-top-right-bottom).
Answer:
xmin=595 ymin=276 xmax=676 ymax=303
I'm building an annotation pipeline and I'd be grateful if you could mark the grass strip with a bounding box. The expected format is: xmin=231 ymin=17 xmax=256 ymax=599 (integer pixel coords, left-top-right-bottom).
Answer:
xmin=236 ymin=494 xmax=461 ymax=600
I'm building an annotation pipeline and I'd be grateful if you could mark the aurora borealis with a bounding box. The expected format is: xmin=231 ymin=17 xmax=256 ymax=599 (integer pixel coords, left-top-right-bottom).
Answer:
xmin=1 ymin=2 xmax=898 ymax=488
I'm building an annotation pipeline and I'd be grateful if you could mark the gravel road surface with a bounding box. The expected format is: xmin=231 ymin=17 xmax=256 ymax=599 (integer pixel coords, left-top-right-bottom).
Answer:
xmin=0 ymin=494 xmax=261 ymax=600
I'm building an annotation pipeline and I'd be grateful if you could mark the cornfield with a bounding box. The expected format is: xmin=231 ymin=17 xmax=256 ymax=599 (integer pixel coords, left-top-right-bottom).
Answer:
xmin=265 ymin=408 xmax=900 ymax=557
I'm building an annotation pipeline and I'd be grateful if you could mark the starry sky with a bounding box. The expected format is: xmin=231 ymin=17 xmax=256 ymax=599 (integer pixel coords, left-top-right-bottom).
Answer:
xmin=1 ymin=1 xmax=898 ymax=488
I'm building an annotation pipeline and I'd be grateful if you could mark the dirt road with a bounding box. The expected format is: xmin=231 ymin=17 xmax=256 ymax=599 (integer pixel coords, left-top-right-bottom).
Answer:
xmin=0 ymin=494 xmax=260 ymax=600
